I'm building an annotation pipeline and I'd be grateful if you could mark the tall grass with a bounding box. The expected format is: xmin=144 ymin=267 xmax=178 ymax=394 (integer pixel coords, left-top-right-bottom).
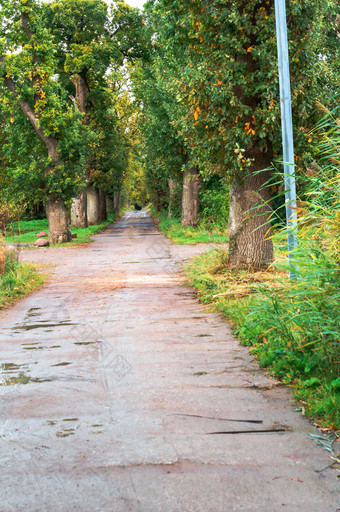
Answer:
xmin=0 ymin=235 xmax=45 ymax=308
xmin=186 ymin=107 xmax=340 ymax=428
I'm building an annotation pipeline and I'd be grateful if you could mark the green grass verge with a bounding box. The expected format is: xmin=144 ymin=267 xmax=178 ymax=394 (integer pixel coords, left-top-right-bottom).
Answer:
xmin=155 ymin=210 xmax=228 ymax=245
xmin=0 ymin=255 xmax=46 ymax=309
xmin=185 ymin=248 xmax=340 ymax=429
xmin=4 ymin=214 xmax=116 ymax=246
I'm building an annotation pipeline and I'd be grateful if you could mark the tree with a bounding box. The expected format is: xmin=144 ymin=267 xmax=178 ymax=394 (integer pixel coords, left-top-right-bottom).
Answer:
xmin=143 ymin=0 xmax=336 ymax=268
xmin=0 ymin=0 xmax=144 ymax=239
xmin=131 ymin=55 xmax=186 ymax=217
xmin=0 ymin=0 xmax=89 ymax=242
xmin=46 ymin=0 xmax=145 ymax=227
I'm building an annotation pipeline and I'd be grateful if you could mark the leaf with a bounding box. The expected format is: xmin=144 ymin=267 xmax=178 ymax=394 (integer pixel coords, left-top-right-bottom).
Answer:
xmin=303 ymin=377 xmax=321 ymax=389
xmin=330 ymin=378 xmax=340 ymax=392
xmin=194 ymin=106 xmax=201 ymax=121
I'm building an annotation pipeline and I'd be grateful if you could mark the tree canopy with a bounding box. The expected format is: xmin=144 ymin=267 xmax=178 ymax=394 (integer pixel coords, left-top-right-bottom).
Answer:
xmin=0 ymin=0 xmax=143 ymax=240
xmin=0 ymin=0 xmax=338 ymax=262
xmin=131 ymin=0 xmax=339 ymax=267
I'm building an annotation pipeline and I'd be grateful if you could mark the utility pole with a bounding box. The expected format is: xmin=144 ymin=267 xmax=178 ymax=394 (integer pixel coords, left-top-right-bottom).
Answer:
xmin=274 ymin=0 xmax=298 ymax=278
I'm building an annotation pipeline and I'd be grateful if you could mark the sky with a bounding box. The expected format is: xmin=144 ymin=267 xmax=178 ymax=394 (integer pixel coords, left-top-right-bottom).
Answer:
xmin=125 ymin=0 xmax=145 ymax=9
xmin=42 ymin=0 xmax=146 ymax=7
xmin=104 ymin=0 xmax=146 ymax=9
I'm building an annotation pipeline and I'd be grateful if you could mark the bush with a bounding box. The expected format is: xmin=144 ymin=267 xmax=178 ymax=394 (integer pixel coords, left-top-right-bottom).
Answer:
xmin=199 ymin=176 xmax=229 ymax=227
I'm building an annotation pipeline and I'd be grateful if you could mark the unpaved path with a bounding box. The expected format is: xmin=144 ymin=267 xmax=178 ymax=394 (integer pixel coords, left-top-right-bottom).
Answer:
xmin=0 ymin=211 xmax=338 ymax=512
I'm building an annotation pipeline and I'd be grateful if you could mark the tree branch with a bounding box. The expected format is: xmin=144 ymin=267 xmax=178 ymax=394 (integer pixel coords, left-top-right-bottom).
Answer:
xmin=1 ymin=55 xmax=59 ymax=161
xmin=21 ymin=12 xmax=33 ymax=39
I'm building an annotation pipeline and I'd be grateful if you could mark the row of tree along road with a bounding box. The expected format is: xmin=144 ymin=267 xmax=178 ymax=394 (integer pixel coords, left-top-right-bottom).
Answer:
xmin=1 ymin=0 xmax=339 ymax=267
xmin=132 ymin=0 xmax=339 ymax=268
xmin=0 ymin=0 xmax=144 ymax=242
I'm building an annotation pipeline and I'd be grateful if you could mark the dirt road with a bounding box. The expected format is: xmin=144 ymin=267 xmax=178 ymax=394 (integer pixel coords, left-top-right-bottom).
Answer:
xmin=0 ymin=211 xmax=338 ymax=511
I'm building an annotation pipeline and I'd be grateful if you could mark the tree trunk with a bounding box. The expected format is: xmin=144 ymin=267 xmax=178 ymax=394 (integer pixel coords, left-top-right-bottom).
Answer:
xmin=70 ymin=75 xmax=88 ymax=115
xmin=168 ymin=179 xmax=177 ymax=218
xmin=98 ymin=189 xmax=107 ymax=222
xmin=71 ymin=190 xmax=88 ymax=228
xmin=228 ymin=156 xmax=273 ymax=269
xmin=113 ymin=191 xmax=121 ymax=214
xmin=182 ymin=166 xmax=200 ymax=226
xmin=45 ymin=198 xmax=72 ymax=244
xmin=87 ymin=187 xmax=101 ymax=226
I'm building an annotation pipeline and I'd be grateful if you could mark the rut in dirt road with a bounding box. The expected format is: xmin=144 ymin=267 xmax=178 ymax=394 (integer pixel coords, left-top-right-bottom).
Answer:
xmin=0 ymin=211 xmax=338 ymax=512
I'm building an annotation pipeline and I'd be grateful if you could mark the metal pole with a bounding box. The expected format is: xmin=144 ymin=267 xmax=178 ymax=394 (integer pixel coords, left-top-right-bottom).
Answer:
xmin=274 ymin=0 xmax=298 ymax=278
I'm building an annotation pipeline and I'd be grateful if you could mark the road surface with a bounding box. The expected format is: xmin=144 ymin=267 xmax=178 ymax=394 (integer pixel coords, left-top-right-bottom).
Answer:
xmin=0 ymin=211 xmax=338 ymax=511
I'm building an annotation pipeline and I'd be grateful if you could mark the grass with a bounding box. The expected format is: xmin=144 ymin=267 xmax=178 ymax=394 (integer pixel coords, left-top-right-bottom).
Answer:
xmin=185 ymin=244 xmax=340 ymax=430
xmin=154 ymin=209 xmax=228 ymax=245
xmin=4 ymin=214 xmax=117 ymax=246
xmin=185 ymin=106 xmax=340 ymax=431
xmin=0 ymin=252 xmax=45 ymax=309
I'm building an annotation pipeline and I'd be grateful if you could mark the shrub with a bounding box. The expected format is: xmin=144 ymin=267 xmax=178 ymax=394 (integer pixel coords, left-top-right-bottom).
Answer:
xmin=199 ymin=177 xmax=229 ymax=227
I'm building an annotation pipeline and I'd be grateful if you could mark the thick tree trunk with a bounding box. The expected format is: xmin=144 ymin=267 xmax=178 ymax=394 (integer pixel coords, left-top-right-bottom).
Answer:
xmin=87 ymin=187 xmax=101 ymax=225
xmin=45 ymin=144 xmax=73 ymax=242
xmin=168 ymin=179 xmax=177 ymax=218
xmin=71 ymin=191 xmax=88 ymax=228
xmin=228 ymin=155 xmax=273 ymax=269
xmin=182 ymin=166 xmax=200 ymax=226
xmin=113 ymin=192 xmax=121 ymax=214
xmin=46 ymin=198 xmax=72 ymax=244
xmin=98 ymin=189 xmax=107 ymax=222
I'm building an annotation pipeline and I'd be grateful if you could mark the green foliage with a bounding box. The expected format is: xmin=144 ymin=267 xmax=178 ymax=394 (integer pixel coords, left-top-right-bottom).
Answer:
xmin=185 ymin=108 xmax=340 ymax=427
xmin=0 ymin=0 xmax=90 ymax=201
xmin=45 ymin=0 xmax=144 ymax=197
xmin=168 ymin=180 xmax=182 ymax=218
xmin=143 ymin=0 xmax=335 ymax=179
xmin=185 ymin=110 xmax=340 ymax=428
xmin=0 ymin=252 xmax=45 ymax=309
xmin=0 ymin=0 xmax=144 ymax=212
xmin=131 ymin=62 xmax=186 ymax=209
xmin=199 ymin=176 xmax=229 ymax=227
xmin=122 ymin=159 xmax=149 ymax=207
xmin=133 ymin=0 xmax=338 ymax=266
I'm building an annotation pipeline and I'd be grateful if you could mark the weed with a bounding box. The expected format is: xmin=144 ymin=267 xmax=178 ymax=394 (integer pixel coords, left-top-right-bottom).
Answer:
xmin=186 ymin=247 xmax=339 ymax=428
